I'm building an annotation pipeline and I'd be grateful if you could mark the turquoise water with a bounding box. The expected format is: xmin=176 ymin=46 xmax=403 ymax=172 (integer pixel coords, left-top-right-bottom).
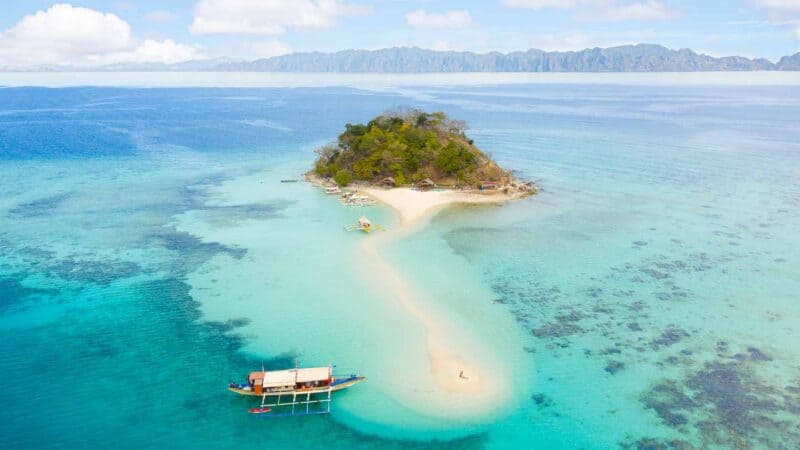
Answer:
xmin=1 ymin=80 xmax=799 ymax=449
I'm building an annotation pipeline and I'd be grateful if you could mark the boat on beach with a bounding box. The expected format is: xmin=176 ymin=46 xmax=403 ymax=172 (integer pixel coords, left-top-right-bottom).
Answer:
xmin=339 ymin=191 xmax=376 ymax=206
xmin=325 ymin=186 xmax=341 ymax=194
xmin=229 ymin=366 xmax=365 ymax=416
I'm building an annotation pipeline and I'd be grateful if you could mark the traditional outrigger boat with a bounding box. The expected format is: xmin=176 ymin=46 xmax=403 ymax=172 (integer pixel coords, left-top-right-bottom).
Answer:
xmin=345 ymin=216 xmax=382 ymax=233
xmin=229 ymin=366 xmax=365 ymax=417
xmin=339 ymin=191 xmax=376 ymax=206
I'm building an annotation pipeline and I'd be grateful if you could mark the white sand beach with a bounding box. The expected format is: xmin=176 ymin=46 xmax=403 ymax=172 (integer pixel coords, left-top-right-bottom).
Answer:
xmin=360 ymin=187 xmax=518 ymax=230
xmin=355 ymin=186 xmax=529 ymax=413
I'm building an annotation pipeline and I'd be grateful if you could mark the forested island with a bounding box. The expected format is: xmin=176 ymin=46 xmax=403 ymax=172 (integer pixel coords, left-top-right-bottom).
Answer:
xmin=312 ymin=109 xmax=533 ymax=194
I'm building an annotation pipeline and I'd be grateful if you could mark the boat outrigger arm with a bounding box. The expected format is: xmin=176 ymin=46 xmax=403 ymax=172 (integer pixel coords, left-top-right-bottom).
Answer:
xmin=228 ymin=366 xmax=365 ymax=417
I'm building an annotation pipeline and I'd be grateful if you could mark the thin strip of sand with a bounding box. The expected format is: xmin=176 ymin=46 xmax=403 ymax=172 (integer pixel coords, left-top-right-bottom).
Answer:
xmin=357 ymin=187 xmax=524 ymax=411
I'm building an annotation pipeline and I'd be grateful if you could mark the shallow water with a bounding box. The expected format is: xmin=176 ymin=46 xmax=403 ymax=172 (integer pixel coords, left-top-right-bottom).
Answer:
xmin=1 ymin=79 xmax=799 ymax=449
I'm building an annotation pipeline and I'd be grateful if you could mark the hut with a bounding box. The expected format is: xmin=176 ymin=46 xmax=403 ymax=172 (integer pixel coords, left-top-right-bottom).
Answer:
xmin=480 ymin=181 xmax=498 ymax=190
xmin=380 ymin=177 xmax=396 ymax=188
xmin=418 ymin=178 xmax=436 ymax=190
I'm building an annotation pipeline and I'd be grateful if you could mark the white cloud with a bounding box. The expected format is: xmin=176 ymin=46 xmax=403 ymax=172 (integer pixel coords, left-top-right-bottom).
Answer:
xmin=101 ymin=40 xmax=201 ymax=64
xmin=0 ymin=4 xmax=200 ymax=67
xmin=405 ymin=10 xmax=472 ymax=28
xmin=190 ymin=0 xmax=370 ymax=35
xmin=144 ymin=10 xmax=175 ymax=22
xmin=588 ymin=1 xmax=679 ymax=21
xmin=504 ymin=0 xmax=677 ymax=22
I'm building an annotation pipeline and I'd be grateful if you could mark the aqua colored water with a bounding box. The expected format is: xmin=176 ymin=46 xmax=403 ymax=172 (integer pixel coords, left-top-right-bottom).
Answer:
xmin=1 ymin=78 xmax=799 ymax=449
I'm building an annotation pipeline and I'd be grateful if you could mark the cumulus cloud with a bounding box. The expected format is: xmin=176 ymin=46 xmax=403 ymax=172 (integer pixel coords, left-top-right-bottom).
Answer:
xmin=0 ymin=3 xmax=133 ymax=66
xmin=0 ymin=4 xmax=200 ymax=67
xmin=101 ymin=39 xmax=201 ymax=65
xmin=405 ymin=10 xmax=473 ymax=28
xmin=190 ymin=0 xmax=370 ymax=35
xmin=504 ymin=0 xmax=678 ymax=21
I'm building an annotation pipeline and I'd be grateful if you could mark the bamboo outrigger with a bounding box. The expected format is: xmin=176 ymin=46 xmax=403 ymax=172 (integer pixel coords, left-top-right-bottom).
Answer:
xmin=229 ymin=366 xmax=365 ymax=417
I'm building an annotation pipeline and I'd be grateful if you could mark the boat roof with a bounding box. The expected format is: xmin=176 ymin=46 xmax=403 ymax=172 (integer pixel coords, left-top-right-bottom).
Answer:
xmin=249 ymin=367 xmax=332 ymax=387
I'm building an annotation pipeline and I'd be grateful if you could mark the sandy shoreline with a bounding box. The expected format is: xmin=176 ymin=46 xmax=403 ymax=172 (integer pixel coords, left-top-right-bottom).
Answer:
xmin=359 ymin=187 xmax=520 ymax=231
xmin=354 ymin=186 xmax=531 ymax=413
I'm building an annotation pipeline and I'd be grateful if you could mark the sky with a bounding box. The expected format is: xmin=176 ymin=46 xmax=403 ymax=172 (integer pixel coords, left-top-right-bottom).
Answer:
xmin=0 ymin=0 xmax=799 ymax=68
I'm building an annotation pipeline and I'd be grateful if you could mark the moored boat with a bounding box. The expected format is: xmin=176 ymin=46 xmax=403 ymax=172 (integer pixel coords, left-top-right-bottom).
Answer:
xmin=229 ymin=366 xmax=364 ymax=397
xmin=345 ymin=216 xmax=382 ymax=233
xmin=229 ymin=366 xmax=365 ymax=416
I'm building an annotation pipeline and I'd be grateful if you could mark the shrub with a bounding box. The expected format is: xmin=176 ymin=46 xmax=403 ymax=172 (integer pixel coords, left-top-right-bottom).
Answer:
xmin=334 ymin=169 xmax=352 ymax=186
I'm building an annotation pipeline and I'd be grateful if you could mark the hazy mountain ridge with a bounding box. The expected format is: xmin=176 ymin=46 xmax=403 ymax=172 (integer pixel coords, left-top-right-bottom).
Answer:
xmin=216 ymin=44 xmax=799 ymax=72
xmin=3 ymin=44 xmax=799 ymax=72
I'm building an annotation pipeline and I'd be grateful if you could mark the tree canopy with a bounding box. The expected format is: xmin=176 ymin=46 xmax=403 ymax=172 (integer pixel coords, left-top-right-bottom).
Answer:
xmin=313 ymin=109 xmax=507 ymax=187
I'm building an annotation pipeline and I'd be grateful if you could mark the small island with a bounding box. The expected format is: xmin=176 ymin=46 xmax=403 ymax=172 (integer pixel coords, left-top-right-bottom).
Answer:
xmin=312 ymin=109 xmax=535 ymax=192
xmin=307 ymin=110 xmax=538 ymax=406
xmin=309 ymin=109 xmax=535 ymax=227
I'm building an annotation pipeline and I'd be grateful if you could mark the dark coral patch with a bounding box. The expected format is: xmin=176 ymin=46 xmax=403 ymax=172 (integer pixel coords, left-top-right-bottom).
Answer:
xmin=650 ymin=326 xmax=689 ymax=350
xmin=532 ymin=322 xmax=583 ymax=338
xmin=605 ymin=360 xmax=625 ymax=374
xmin=8 ymin=192 xmax=73 ymax=218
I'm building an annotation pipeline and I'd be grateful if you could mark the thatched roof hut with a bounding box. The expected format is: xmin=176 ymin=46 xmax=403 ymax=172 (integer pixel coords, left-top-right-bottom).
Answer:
xmin=418 ymin=178 xmax=436 ymax=189
xmin=381 ymin=177 xmax=396 ymax=187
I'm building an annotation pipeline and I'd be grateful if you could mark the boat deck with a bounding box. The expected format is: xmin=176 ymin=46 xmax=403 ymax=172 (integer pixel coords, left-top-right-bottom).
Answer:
xmin=228 ymin=375 xmax=365 ymax=397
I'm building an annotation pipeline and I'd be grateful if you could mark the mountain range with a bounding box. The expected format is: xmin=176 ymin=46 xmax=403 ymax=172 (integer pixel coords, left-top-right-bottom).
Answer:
xmin=216 ymin=44 xmax=800 ymax=72
xmin=7 ymin=44 xmax=800 ymax=72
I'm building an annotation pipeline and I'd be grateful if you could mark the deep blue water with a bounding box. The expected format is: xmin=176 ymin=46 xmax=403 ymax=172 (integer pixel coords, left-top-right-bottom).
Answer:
xmin=1 ymin=81 xmax=799 ymax=449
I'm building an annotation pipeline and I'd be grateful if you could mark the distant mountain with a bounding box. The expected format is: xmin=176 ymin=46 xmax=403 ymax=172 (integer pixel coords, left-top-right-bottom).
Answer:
xmin=777 ymin=52 xmax=800 ymax=71
xmin=4 ymin=45 xmax=798 ymax=73
xmin=213 ymin=44 xmax=792 ymax=72
xmin=95 ymin=57 xmax=241 ymax=72
xmin=1 ymin=57 xmax=239 ymax=72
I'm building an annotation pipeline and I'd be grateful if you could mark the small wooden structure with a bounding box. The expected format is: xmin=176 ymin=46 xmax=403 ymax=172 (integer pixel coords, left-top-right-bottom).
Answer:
xmin=480 ymin=181 xmax=498 ymax=190
xmin=418 ymin=178 xmax=436 ymax=190
xmin=380 ymin=177 xmax=396 ymax=188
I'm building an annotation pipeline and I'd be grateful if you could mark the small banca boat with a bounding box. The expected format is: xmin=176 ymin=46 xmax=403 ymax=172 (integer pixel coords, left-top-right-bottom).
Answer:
xmin=248 ymin=406 xmax=272 ymax=414
xmin=346 ymin=216 xmax=382 ymax=233
xmin=325 ymin=186 xmax=341 ymax=194
xmin=229 ymin=366 xmax=365 ymax=417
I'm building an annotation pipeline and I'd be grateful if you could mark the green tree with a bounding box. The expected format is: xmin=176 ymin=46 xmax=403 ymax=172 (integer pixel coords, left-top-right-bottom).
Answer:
xmin=334 ymin=169 xmax=352 ymax=186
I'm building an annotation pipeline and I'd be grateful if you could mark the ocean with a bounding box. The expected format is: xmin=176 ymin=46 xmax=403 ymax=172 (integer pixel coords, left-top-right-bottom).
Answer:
xmin=1 ymin=74 xmax=799 ymax=449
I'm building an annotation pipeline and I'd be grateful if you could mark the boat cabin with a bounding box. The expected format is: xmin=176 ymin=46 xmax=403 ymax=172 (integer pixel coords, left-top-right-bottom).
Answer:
xmin=248 ymin=367 xmax=333 ymax=394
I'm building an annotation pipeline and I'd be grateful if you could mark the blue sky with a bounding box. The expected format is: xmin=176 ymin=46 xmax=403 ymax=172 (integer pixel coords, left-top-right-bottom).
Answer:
xmin=0 ymin=1 xmax=798 ymax=67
